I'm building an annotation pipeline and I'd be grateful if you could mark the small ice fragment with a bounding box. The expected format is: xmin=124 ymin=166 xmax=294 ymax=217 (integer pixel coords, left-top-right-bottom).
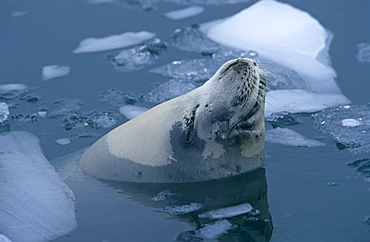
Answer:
xmin=0 ymin=83 xmax=27 ymax=92
xmin=265 ymin=128 xmax=326 ymax=147
xmin=342 ymin=119 xmax=361 ymax=127
xmin=73 ymin=31 xmax=156 ymax=53
xmin=119 ymin=105 xmax=148 ymax=119
xmin=56 ymin=138 xmax=71 ymax=145
xmin=0 ymin=131 xmax=77 ymax=241
xmin=163 ymin=203 xmax=203 ymax=215
xmin=356 ymin=43 xmax=370 ymax=63
xmin=11 ymin=10 xmax=29 ymax=17
xmin=42 ymin=65 xmax=70 ymax=81
xmin=165 ymin=6 xmax=204 ymax=20
xmin=151 ymin=190 xmax=178 ymax=202
xmin=198 ymin=202 xmax=253 ymax=219
xmin=265 ymin=89 xmax=350 ymax=117
xmin=37 ymin=111 xmax=47 ymax=117
xmin=0 ymin=103 xmax=10 ymax=123
xmin=198 ymin=219 xmax=234 ymax=239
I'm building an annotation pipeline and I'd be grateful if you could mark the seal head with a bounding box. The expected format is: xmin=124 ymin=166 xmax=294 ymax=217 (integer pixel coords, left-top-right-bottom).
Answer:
xmin=80 ymin=58 xmax=266 ymax=183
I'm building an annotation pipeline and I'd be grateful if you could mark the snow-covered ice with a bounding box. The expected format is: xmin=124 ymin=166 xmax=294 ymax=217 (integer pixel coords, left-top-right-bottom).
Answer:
xmin=42 ymin=65 xmax=70 ymax=81
xmin=313 ymin=105 xmax=370 ymax=154
xmin=0 ymin=131 xmax=77 ymax=241
xmin=119 ymin=105 xmax=148 ymax=119
xmin=265 ymin=127 xmax=325 ymax=147
xmin=73 ymin=31 xmax=156 ymax=53
xmin=203 ymin=0 xmax=338 ymax=93
xmin=165 ymin=6 xmax=204 ymax=20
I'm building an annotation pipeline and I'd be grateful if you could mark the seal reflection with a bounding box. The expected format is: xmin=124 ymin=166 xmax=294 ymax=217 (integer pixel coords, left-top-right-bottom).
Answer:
xmin=103 ymin=167 xmax=273 ymax=241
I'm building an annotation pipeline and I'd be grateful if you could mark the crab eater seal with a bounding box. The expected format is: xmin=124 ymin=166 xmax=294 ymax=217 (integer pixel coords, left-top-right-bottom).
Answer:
xmin=80 ymin=58 xmax=267 ymax=183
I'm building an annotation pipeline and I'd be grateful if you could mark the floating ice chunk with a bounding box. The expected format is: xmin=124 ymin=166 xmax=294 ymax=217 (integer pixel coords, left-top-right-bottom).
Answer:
xmin=313 ymin=105 xmax=370 ymax=154
xmin=142 ymin=79 xmax=196 ymax=103
xmin=119 ymin=105 xmax=148 ymax=119
xmin=266 ymin=111 xmax=299 ymax=128
xmin=62 ymin=111 xmax=118 ymax=130
xmin=198 ymin=219 xmax=234 ymax=239
xmin=165 ymin=6 xmax=204 ymax=20
xmin=170 ymin=25 xmax=220 ymax=53
xmin=11 ymin=10 xmax=29 ymax=17
xmin=265 ymin=89 xmax=350 ymax=117
xmin=198 ymin=202 xmax=253 ymax=219
xmin=56 ymin=138 xmax=71 ymax=145
xmin=163 ymin=203 xmax=203 ymax=215
xmin=202 ymin=0 xmax=340 ymax=94
xmin=98 ymin=89 xmax=136 ymax=107
xmin=48 ymin=99 xmax=82 ymax=118
xmin=73 ymin=31 xmax=156 ymax=53
xmin=342 ymin=119 xmax=362 ymax=127
xmin=356 ymin=43 xmax=370 ymax=64
xmin=265 ymin=127 xmax=325 ymax=147
xmin=0 ymin=83 xmax=28 ymax=100
xmin=151 ymin=190 xmax=178 ymax=202
xmin=42 ymin=65 xmax=70 ymax=81
xmin=0 ymin=103 xmax=10 ymax=123
xmin=0 ymin=131 xmax=77 ymax=241
xmin=108 ymin=38 xmax=167 ymax=72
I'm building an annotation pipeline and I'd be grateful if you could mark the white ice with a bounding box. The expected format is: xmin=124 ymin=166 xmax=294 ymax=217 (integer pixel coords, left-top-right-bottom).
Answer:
xmin=265 ymin=90 xmax=350 ymax=117
xmin=56 ymin=138 xmax=71 ymax=145
xmin=0 ymin=234 xmax=11 ymax=242
xmin=198 ymin=202 xmax=253 ymax=219
xmin=165 ymin=6 xmax=204 ymax=20
xmin=119 ymin=105 xmax=149 ymax=119
xmin=200 ymin=0 xmax=350 ymax=116
xmin=341 ymin=119 xmax=361 ymax=127
xmin=42 ymin=65 xmax=71 ymax=81
xmin=73 ymin=31 xmax=156 ymax=53
xmin=0 ymin=83 xmax=27 ymax=92
xmin=0 ymin=131 xmax=77 ymax=242
xmin=265 ymin=127 xmax=325 ymax=147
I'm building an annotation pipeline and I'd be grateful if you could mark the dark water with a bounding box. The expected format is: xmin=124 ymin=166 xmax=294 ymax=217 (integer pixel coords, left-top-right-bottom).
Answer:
xmin=1 ymin=0 xmax=370 ymax=241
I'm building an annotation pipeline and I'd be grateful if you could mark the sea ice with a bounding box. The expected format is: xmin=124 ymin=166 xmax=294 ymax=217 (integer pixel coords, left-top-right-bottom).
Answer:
xmin=202 ymin=0 xmax=339 ymax=94
xmin=165 ymin=6 xmax=204 ymax=20
xmin=56 ymin=138 xmax=71 ymax=145
xmin=0 ymin=83 xmax=28 ymax=100
xmin=198 ymin=202 xmax=253 ymax=219
xmin=62 ymin=111 xmax=118 ymax=130
xmin=313 ymin=104 xmax=370 ymax=154
xmin=119 ymin=105 xmax=148 ymax=119
xmin=265 ymin=127 xmax=325 ymax=147
xmin=0 ymin=103 xmax=10 ymax=123
xmin=0 ymin=131 xmax=77 ymax=241
xmin=42 ymin=65 xmax=70 ymax=81
xmin=108 ymin=38 xmax=167 ymax=72
xmin=73 ymin=31 xmax=156 ymax=53
xmin=356 ymin=43 xmax=370 ymax=64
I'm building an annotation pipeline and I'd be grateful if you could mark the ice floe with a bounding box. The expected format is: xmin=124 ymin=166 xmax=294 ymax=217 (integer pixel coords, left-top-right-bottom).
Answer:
xmin=198 ymin=202 xmax=253 ymax=219
xmin=163 ymin=203 xmax=203 ymax=215
xmin=265 ymin=127 xmax=325 ymax=147
xmin=42 ymin=65 xmax=70 ymax=81
xmin=0 ymin=131 xmax=77 ymax=241
xmin=73 ymin=31 xmax=156 ymax=53
xmin=198 ymin=219 xmax=234 ymax=239
xmin=56 ymin=138 xmax=72 ymax=145
xmin=119 ymin=105 xmax=148 ymax=119
xmin=313 ymin=104 xmax=370 ymax=154
xmin=165 ymin=6 xmax=204 ymax=20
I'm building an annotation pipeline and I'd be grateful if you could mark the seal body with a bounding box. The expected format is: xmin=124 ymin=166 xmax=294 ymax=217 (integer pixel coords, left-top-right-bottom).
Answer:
xmin=80 ymin=58 xmax=266 ymax=183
